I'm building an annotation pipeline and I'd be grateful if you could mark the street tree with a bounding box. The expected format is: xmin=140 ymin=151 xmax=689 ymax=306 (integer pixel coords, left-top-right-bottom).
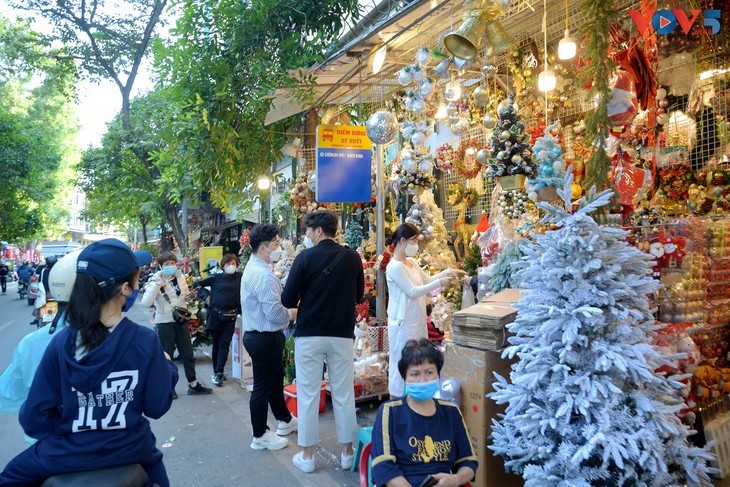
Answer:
xmin=0 ymin=17 xmax=78 ymax=243
xmin=9 ymin=0 xmax=168 ymax=132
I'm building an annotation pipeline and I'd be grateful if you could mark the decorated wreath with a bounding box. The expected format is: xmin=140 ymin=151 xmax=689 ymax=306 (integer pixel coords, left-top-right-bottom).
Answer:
xmin=454 ymin=137 xmax=483 ymax=180
xmin=435 ymin=144 xmax=457 ymax=171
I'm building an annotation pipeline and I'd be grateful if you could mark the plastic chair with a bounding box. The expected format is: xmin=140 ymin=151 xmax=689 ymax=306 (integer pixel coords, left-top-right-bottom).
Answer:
xmin=358 ymin=442 xmax=471 ymax=487
xmin=351 ymin=425 xmax=374 ymax=471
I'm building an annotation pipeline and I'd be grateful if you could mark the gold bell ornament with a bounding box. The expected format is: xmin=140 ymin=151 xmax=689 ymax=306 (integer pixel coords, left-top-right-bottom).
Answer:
xmin=484 ymin=21 xmax=514 ymax=56
xmin=443 ymin=0 xmax=507 ymax=60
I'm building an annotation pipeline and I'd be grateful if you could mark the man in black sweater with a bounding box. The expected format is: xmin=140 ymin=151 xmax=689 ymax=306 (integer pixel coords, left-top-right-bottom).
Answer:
xmin=282 ymin=210 xmax=364 ymax=474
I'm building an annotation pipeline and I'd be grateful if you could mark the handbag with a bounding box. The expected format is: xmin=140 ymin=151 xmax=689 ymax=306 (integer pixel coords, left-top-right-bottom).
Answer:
xmin=172 ymin=306 xmax=192 ymax=324
xmin=212 ymin=307 xmax=238 ymax=322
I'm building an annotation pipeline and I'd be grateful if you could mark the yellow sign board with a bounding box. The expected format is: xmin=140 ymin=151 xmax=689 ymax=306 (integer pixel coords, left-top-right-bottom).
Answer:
xmin=199 ymin=246 xmax=223 ymax=278
xmin=317 ymin=124 xmax=371 ymax=150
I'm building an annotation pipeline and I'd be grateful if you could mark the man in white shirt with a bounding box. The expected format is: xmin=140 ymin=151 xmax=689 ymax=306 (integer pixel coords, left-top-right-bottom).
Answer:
xmin=241 ymin=223 xmax=298 ymax=450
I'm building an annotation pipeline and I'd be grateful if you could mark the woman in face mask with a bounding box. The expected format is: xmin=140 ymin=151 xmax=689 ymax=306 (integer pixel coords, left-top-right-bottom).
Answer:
xmin=370 ymin=339 xmax=477 ymax=487
xmin=194 ymin=254 xmax=243 ymax=386
xmin=385 ymin=223 xmax=466 ymax=397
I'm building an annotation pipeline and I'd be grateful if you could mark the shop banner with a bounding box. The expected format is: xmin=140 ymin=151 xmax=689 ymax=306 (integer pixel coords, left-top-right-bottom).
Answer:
xmin=316 ymin=124 xmax=372 ymax=203
xmin=199 ymin=246 xmax=223 ymax=278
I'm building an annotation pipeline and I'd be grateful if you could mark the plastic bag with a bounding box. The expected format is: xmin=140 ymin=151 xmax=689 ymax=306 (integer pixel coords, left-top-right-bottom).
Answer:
xmin=461 ymin=283 xmax=476 ymax=309
xmin=610 ymin=151 xmax=645 ymax=206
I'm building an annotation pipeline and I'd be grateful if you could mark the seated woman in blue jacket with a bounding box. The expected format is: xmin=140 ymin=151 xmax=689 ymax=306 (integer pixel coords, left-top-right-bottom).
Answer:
xmin=371 ymin=339 xmax=478 ymax=487
xmin=0 ymin=239 xmax=178 ymax=487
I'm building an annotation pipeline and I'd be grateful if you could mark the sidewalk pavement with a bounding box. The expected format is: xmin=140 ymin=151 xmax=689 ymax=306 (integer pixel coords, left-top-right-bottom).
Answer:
xmin=126 ymin=304 xmax=381 ymax=486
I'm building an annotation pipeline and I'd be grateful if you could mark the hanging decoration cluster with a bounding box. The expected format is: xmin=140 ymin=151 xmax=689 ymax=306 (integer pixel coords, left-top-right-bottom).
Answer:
xmin=486 ymin=95 xmax=536 ymax=179
xmin=526 ymin=121 xmax=567 ymax=201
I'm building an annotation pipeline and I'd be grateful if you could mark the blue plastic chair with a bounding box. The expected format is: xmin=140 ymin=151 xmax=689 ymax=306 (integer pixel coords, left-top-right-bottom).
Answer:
xmin=351 ymin=426 xmax=373 ymax=472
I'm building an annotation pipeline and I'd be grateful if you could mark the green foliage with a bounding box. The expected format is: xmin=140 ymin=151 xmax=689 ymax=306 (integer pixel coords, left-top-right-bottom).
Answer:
xmin=579 ymin=0 xmax=618 ymax=191
xmin=0 ymin=18 xmax=77 ymax=243
xmin=153 ymin=0 xmax=361 ymax=211
xmin=283 ymin=335 xmax=296 ymax=385
xmin=463 ymin=242 xmax=483 ymax=277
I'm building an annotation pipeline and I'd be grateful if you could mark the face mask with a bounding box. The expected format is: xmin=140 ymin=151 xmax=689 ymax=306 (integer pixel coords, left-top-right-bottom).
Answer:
xmin=224 ymin=265 xmax=236 ymax=274
xmin=122 ymin=288 xmax=139 ymax=312
xmin=162 ymin=266 xmax=176 ymax=277
xmin=268 ymin=247 xmax=282 ymax=262
xmin=404 ymin=379 xmax=440 ymax=402
xmin=303 ymin=236 xmax=314 ymax=249
xmin=405 ymin=242 xmax=419 ymax=257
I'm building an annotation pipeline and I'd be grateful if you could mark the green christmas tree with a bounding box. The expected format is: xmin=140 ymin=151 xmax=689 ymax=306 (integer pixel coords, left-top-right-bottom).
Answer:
xmin=463 ymin=242 xmax=483 ymax=277
xmin=487 ymin=94 xmax=536 ymax=179
xmin=344 ymin=220 xmax=365 ymax=249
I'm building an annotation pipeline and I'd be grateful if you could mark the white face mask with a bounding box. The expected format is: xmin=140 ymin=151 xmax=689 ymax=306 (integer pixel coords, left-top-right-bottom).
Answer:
xmin=224 ymin=264 xmax=236 ymax=274
xmin=303 ymin=236 xmax=314 ymax=249
xmin=268 ymin=247 xmax=282 ymax=262
xmin=405 ymin=242 xmax=419 ymax=257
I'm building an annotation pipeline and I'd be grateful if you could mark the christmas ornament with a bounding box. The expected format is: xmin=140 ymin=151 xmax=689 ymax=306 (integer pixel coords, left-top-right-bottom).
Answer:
xmin=366 ymin=111 xmax=398 ymax=144
xmin=477 ymin=148 xmax=490 ymax=165
xmin=473 ymin=85 xmax=490 ymax=107
xmin=482 ymin=113 xmax=498 ymax=129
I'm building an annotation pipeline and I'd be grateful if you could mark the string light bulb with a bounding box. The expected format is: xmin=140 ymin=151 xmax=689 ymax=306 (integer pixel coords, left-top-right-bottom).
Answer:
xmin=538 ymin=69 xmax=557 ymax=92
xmin=435 ymin=103 xmax=448 ymax=119
xmin=557 ymin=0 xmax=576 ymax=60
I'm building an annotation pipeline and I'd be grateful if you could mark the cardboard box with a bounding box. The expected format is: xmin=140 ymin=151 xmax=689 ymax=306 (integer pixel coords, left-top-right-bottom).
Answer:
xmin=441 ymin=343 xmax=523 ymax=487
xmin=482 ymin=288 xmax=524 ymax=305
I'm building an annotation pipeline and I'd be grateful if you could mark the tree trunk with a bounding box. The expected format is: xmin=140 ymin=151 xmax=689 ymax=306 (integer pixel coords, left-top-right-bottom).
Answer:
xmin=165 ymin=201 xmax=188 ymax=257
xmin=139 ymin=215 xmax=149 ymax=244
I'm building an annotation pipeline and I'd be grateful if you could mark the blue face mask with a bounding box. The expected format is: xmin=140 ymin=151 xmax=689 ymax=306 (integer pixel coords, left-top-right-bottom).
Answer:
xmin=122 ymin=288 xmax=139 ymax=312
xmin=162 ymin=266 xmax=176 ymax=277
xmin=404 ymin=379 xmax=440 ymax=402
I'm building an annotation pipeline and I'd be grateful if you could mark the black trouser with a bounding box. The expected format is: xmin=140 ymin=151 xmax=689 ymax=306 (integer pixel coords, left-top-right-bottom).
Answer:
xmin=0 ymin=276 xmax=6 ymax=293
xmin=243 ymin=330 xmax=291 ymax=438
xmin=209 ymin=322 xmax=235 ymax=375
xmin=156 ymin=321 xmax=196 ymax=384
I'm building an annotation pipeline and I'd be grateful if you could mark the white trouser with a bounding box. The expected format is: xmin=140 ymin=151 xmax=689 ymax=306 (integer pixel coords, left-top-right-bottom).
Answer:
xmin=387 ymin=318 xmax=428 ymax=397
xmin=294 ymin=336 xmax=358 ymax=447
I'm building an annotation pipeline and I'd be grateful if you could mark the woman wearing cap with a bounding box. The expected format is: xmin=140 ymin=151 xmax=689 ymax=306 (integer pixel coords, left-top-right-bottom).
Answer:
xmin=0 ymin=239 xmax=178 ymax=486
xmin=385 ymin=223 xmax=466 ymax=397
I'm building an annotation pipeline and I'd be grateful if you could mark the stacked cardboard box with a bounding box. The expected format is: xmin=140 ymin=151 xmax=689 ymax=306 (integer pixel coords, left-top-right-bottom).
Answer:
xmin=441 ymin=289 xmax=524 ymax=487
xmin=451 ymin=289 xmax=523 ymax=351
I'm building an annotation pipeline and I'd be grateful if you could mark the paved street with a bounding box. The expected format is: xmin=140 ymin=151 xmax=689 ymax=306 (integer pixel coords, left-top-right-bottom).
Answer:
xmin=0 ymin=281 xmax=377 ymax=486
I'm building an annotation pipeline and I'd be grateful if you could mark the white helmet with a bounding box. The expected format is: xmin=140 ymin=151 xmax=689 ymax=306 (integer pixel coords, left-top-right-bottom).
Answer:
xmin=49 ymin=249 xmax=83 ymax=302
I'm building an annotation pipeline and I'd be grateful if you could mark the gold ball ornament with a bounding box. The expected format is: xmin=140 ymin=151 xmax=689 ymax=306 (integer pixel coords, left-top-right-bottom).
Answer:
xmin=472 ymin=86 xmax=490 ymax=107
xmin=571 ymin=182 xmax=583 ymax=200
xmin=523 ymin=68 xmax=532 ymax=77
xmin=548 ymin=53 xmax=556 ymax=63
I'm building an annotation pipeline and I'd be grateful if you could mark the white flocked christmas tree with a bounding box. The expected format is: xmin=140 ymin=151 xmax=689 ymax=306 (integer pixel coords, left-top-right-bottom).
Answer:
xmin=489 ymin=172 xmax=715 ymax=486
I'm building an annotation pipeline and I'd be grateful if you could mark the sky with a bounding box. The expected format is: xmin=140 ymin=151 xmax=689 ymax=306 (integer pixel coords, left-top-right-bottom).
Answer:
xmin=0 ymin=2 xmax=156 ymax=148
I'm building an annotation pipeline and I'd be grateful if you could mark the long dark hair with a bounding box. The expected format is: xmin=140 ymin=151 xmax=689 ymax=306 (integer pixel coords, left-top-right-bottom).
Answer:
xmin=386 ymin=223 xmax=420 ymax=247
xmin=66 ymin=270 xmax=139 ymax=351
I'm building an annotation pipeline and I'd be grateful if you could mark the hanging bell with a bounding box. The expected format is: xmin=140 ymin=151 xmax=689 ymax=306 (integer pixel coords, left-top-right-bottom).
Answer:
xmin=432 ymin=56 xmax=452 ymax=79
xmin=484 ymin=21 xmax=514 ymax=56
xmin=443 ymin=16 xmax=487 ymax=60
xmin=452 ymin=56 xmax=473 ymax=72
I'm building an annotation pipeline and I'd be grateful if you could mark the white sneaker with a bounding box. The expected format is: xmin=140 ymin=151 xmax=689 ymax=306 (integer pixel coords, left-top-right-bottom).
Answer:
xmin=276 ymin=416 xmax=298 ymax=436
xmin=341 ymin=452 xmax=355 ymax=470
xmin=292 ymin=451 xmax=315 ymax=473
xmin=250 ymin=430 xmax=288 ymax=451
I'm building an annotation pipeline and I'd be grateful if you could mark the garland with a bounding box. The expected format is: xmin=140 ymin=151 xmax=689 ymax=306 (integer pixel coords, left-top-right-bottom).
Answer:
xmin=454 ymin=137 xmax=482 ymax=180
xmin=579 ymin=0 xmax=618 ymax=191
xmin=659 ymin=164 xmax=694 ymax=201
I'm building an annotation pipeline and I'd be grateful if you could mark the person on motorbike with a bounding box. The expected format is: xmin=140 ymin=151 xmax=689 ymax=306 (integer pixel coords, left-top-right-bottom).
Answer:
xmin=39 ymin=256 xmax=57 ymax=296
xmin=0 ymin=260 xmax=9 ymax=295
xmin=17 ymin=260 xmax=32 ymax=285
xmin=0 ymin=239 xmax=176 ymax=486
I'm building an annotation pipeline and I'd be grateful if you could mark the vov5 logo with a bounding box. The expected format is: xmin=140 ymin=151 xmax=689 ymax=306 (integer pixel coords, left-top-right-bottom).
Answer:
xmin=629 ymin=9 xmax=721 ymax=35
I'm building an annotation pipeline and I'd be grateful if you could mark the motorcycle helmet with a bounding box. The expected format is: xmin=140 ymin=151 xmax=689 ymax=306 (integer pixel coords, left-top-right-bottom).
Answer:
xmin=23 ymin=260 xmax=29 ymax=265
xmin=45 ymin=255 xmax=58 ymax=269
xmin=49 ymin=249 xmax=83 ymax=302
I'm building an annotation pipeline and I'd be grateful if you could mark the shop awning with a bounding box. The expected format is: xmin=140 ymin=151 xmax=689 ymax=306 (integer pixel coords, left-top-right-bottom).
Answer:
xmin=265 ymin=0 xmax=547 ymax=125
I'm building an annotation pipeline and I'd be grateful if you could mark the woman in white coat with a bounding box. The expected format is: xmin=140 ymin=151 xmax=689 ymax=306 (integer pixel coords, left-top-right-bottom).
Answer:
xmin=385 ymin=223 xmax=466 ymax=397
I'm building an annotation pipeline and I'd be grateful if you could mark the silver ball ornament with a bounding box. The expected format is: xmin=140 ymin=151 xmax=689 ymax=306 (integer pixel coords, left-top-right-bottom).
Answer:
xmin=366 ymin=110 xmax=399 ymax=144
xmin=497 ymin=98 xmax=511 ymax=114
xmin=472 ymin=86 xmax=489 ymax=107
xmin=482 ymin=113 xmax=497 ymax=130
xmin=476 ymin=148 xmax=490 ymax=164
xmin=511 ymin=154 xmax=522 ymax=164
xmin=500 ymin=130 xmax=511 ymax=141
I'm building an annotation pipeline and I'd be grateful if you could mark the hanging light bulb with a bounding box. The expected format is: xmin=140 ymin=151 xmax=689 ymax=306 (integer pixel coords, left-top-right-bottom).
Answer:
xmin=445 ymin=78 xmax=462 ymax=101
xmin=538 ymin=69 xmax=557 ymax=92
xmin=435 ymin=103 xmax=448 ymax=119
xmin=370 ymin=44 xmax=387 ymax=75
xmin=558 ymin=30 xmax=577 ymax=60
xmin=557 ymin=0 xmax=576 ymax=60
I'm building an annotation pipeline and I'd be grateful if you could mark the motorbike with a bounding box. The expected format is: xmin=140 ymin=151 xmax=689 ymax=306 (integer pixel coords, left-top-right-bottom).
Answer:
xmin=17 ymin=279 xmax=29 ymax=300
xmin=31 ymin=299 xmax=59 ymax=328
xmin=28 ymin=275 xmax=42 ymax=306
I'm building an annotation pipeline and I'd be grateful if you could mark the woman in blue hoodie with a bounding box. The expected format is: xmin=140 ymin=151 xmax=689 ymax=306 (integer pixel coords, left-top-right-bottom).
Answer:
xmin=0 ymin=239 xmax=178 ymax=487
